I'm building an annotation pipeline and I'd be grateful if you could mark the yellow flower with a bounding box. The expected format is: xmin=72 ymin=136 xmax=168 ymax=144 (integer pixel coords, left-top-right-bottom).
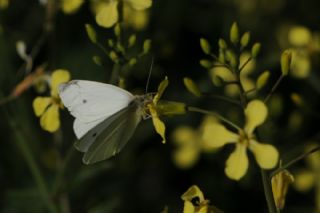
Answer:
xmin=61 ymin=0 xmax=84 ymax=14
xmin=92 ymin=0 xmax=152 ymax=28
xmin=147 ymin=77 xmax=168 ymax=143
xmin=202 ymin=100 xmax=279 ymax=180
xmin=181 ymin=185 xmax=217 ymax=213
xmin=172 ymin=117 xmax=218 ymax=169
xmin=33 ymin=70 xmax=70 ymax=133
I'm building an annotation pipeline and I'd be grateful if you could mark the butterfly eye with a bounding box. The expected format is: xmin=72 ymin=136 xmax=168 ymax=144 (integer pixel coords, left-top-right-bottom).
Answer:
xmin=82 ymin=99 xmax=87 ymax=104
xmin=92 ymin=132 xmax=97 ymax=137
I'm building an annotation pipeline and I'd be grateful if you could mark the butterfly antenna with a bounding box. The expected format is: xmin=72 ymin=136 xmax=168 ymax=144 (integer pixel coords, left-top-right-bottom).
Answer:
xmin=145 ymin=56 xmax=154 ymax=94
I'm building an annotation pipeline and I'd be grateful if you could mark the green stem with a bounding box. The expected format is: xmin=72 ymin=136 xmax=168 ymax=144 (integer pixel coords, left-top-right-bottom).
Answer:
xmin=233 ymin=53 xmax=277 ymax=213
xmin=271 ymin=146 xmax=320 ymax=177
xmin=264 ymin=75 xmax=284 ymax=103
xmin=202 ymin=93 xmax=241 ymax=106
xmin=110 ymin=63 xmax=121 ymax=85
xmin=187 ymin=106 xmax=241 ymax=131
xmin=261 ymin=169 xmax=278 ymax=213
xmin=52 ymin=146 xmax=76 ymax=195
xmin=2 ymin=106 xmax=58 ymax=213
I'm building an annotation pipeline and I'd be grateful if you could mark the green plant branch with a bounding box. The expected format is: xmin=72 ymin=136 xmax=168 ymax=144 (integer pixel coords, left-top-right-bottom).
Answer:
xmin=1 ymin=103 xmax=58 ymax=213
xmin=264 ymin=75 xmax=284 ymax=103
xmin=271 ymin=145 xmax=320 ymax=177
xmin=187 ymin=106 xmax=241 ymax=131
xmin=232 ymin=50 xmax=277 ymax=213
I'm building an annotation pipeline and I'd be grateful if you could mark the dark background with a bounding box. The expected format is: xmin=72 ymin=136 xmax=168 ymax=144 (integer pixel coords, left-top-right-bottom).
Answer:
xmin=0 ymin=0 xmax=320 ymax=212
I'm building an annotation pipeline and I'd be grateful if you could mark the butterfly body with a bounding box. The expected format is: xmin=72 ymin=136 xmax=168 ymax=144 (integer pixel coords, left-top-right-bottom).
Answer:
xmin=59 ymin=80 xmax=152 ymax=164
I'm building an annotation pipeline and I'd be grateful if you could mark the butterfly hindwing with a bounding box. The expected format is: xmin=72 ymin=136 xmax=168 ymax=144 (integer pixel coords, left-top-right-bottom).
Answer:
xmin=78 ymin=103 xmax=142 ymax=164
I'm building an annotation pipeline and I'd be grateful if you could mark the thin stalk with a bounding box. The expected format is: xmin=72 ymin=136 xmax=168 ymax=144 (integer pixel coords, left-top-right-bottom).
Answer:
xmin=233 ymin=52 xmax=277 ymax=213
xmin=187 ymin=106 xmax=241 ymax=131
xmin=271 ymin=146 xmax=320 ymax=177
xmin=202 ymin=93 xmax=241 ymax=106
xmin=264 ymin=75 xmax=284 ymax=103
xmin=2 ymin=105 xmax=58 ymax=213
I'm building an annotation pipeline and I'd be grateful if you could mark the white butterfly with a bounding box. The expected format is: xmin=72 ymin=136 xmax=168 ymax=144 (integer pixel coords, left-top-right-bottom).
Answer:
xmin=58 ymin=80 xmax=152 ymax=164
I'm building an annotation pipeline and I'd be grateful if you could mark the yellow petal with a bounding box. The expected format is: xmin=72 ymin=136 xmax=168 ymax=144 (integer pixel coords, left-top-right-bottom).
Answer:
xmin=293 ymin=169 xmax=315 ymax=192
xmin=126 ymin=0 xmax=152 ymax=10
xmin=61 ymin=0 xmax=84 ymax=14
xmin=51 ymin=69 xmax=70 ymax=98
xmin=244 ymin=100 xmax=268 ymax=135
xmin=249 ymin=140 xmax=279 ymax=169
xmin=96 ymin=1 xmax=118 ymax=28
xmin=225 ymin=144 xmax=248 ymax=180
xmin=40 ymin=104 xmax=60 ymax=133
xmin=183 ymin=201 xmax=195 ymax=213
xmin=148 ymin=104 xmax=166 ymax=143
xmin=181 ymin=185 xmax=205 ymax=202
xmin=153 ymin=76 xmax=168 ymax=104
xmin=202 ymin=123 xmax=238 ymax=148
xmin=33 ymin=97 xmax=52 ymax=117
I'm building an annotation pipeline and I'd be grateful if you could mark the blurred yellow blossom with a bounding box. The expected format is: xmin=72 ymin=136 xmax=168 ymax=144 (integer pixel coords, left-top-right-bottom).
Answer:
xmin=147 ymin=77 xmax=168 ymax=143
xmin=123 ymin=3 xmax=150 ymax=30
xmin=33 ymin=69 xmax=70 ymax=133
xmin=202 ymin=100 xmax=279 ymax=180
xmin=172 ymin=117 xmax=217 ymax=169
xmin=61 ymin=0 xmax=84 ymax=14
xmin=294 ymin=143 xmax=320 ymax=211
xmin=91 ymin=0 xmax=152 ymax=28
xmin=0 ymin=0 xmax=8 ymax=9
xmin=294 ymin=144 xmax=320 ymax=191
xmin=290 ymin=50 xmax=311 ymax=78
xmin=288 ymin=26 xmax=312 ymax=47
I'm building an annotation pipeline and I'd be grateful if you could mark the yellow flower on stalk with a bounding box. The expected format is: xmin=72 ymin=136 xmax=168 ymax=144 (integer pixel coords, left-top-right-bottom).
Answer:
xmin=181 ymin=185 xmax=219 ymax=213
xmin=147 ymin=77 xmax=168 ymax=143
xmin=172 ymin=117 xmax=218 ymax=169
xmin=61 ymin=0 xmax=84 ymax=14
xmin=202 ymin=100 xmax=279 ymax=180
xmin=33 ymin=70 xmax=70 ymax=133
xmin=92 ymin=0 xmax=152 ymax=28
